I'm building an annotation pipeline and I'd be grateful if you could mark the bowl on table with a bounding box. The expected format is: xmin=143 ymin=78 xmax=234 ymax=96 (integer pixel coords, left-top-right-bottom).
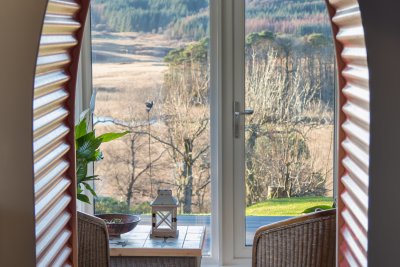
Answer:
xmin=96 ymin=214 xmax=141 ymax=237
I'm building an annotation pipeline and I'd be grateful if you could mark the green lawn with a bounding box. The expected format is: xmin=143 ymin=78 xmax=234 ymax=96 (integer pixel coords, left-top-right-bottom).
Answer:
xmin=246 ymin=196 xmax=334 ymax=216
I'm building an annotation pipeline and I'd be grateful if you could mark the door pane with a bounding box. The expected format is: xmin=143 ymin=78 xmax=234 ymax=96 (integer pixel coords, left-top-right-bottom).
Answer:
xmin=90 ymin=0 xmax=211 ymax=255
xmin=244 ymin=0 xmax=336 ymax=245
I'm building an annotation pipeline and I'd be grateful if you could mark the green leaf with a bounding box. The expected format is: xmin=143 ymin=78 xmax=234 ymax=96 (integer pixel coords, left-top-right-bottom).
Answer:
xmin=81 ymin=175 xmax=99 ymax=182
xmin=76 ymin=132 xmax=102 ymax=160
xmin=88 ymin=150 xmax=103 ymax=162
xmin=77 ymin=193 xmax=90 ymax=204
xmin=75 ymin=118 xmax=87 ymax=140
xmin=77 ymin=187 xmax=83 ymax=194
xmin=76 ymin=160 xmax=88 ymax=183
xmin=82 ymin=182 xmax=97 ymax=197
xmin=98 ymin=131 xmax=130 ymax=143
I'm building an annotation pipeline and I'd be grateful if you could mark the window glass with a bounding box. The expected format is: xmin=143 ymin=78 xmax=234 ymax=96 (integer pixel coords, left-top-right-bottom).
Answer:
xmin=244 ymin=0 xmax=336 ymax=245
xmin=91 ymin=0 xmax=211 ymax=255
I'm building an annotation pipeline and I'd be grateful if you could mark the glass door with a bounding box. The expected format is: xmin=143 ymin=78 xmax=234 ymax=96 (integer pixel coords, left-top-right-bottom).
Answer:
xmin=234 ymin=0 xmax=336 ymax=256
xmin=90 ymin=0 xmax=212 ymax=256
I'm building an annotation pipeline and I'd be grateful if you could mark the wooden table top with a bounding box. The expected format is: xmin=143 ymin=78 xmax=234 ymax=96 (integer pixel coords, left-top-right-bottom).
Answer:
xmin=109 ymin=225 xmax=206 ymax=257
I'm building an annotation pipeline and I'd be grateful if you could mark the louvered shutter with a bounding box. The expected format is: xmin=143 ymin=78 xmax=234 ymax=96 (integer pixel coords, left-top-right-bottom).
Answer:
xmin=328 ymin=0 xmax=369 ymax=266
xmin=34 ymin=0 xmax=90 ymax=266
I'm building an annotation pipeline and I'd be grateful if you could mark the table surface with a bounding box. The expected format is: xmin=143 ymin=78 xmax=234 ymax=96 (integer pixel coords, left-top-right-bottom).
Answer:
xmin=109 ymin=225 xmax=206 ymax=257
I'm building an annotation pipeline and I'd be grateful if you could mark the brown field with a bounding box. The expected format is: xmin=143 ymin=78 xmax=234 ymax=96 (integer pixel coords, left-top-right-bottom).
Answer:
xmin=92 ymin=32 xmax=207 ymax=210
xmin=92 ymin=32 xmax=186 ymax=120
xmin=307 ymin=126 xmax=334 ymax=195
xmin=92 ymin=32 xmax=334 ymax=213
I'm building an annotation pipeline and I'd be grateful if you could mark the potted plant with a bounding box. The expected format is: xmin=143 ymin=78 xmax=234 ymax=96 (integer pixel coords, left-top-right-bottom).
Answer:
xmin=75 ymin=111 xmax=129 ymax=204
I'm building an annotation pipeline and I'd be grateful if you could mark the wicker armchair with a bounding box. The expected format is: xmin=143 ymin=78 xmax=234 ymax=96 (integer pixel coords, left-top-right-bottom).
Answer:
xmin=78 ymin=211 xmax=110 ymax=267
xmin=252 ymin=209 xmax=336 ymax=267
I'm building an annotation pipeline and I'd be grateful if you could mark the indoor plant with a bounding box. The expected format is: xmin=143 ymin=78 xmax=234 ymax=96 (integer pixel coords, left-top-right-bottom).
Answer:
xmin=75 ymin=111 xmax=129 ymax=204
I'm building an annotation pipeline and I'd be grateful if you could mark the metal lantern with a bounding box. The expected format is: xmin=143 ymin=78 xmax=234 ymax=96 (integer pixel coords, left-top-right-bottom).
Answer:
xmin=150 ymin=189 xmax=179 ymax=238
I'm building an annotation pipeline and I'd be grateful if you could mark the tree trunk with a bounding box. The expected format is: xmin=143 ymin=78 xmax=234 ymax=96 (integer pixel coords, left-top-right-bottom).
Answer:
xmin=126 ymin=190 xmax=132 ymax=211
xmin=126 ymin=136 xmax=136 ymax=211
xmin=284 ymin=163 xmax=292 ymax=198
xmin=246 ymin=125 xmax=258 ymax=206
xmin=183 ymin=139 xmax=193 ymax=213
xmin=281 ymin=52 xmax=291 ymax=119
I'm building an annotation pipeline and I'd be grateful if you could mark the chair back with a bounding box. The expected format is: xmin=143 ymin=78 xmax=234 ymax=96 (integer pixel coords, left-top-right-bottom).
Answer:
xmin=252 ymin=209 xmax=336 ymax=267
xmin=78 ymin=211 xmax=110 ymax=267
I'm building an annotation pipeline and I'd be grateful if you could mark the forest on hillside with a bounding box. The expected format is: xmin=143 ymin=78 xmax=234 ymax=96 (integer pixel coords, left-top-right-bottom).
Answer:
xmin=91 ymin=0 xmax=331 ymax=40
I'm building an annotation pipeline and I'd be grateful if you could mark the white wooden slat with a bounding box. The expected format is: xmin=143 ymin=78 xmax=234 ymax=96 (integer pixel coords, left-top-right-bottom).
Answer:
xmin=342 ymin=138 xmax=369 ymax=171
xmin=34 ymin=0 xmax=87 ymax=265
xmin=36 ymin=53 xmax=71 ymax=74
xmin=341 ymin=191 xmax=368 ymax=232
xmin=342 ymin=66 xmax=369 ymax=89
xmin=47 ymin=0 xmax=80 ymax=16
xmin=53 ymin=247 xmax=72 ymax=267
xmin=35 ymin=178 xmax=71 ymax=218
xmin=44 ymin=14 xmax=81 ymax=27
xmin=342 ymin=120 xmax=369 ymax=149
xmin=35 ymin=160 xmax=69 ymax=194
xmin=342 ymin=102 xmax=369 ymax=129
xmin=33 ymin=124 xmax=69 ymax=154
xmin=36 ymin=212 xmax=71 ymax=257
xmin=33 ymin=90 xmax=69 ymax=112
xmin=342 ymin=156 xmax=369 ymax=190
xmin=330 ymin=0 xmax=359 ymax=9
xmin=332 ymin=6 xmax=361 ymax=26
xmin=342 ymin=209 xmax=368 ymax=251
xmin=40 ymin=35 xmax=77 ymax=49
xmin=37 ymin=53 xmax=70 ymax=67
xmin=342 ymin=175 xmax=368 ymax=211
xmin=342 ymin=83 xmax=369 ymax=108
xmin=34 ymin=71 xmax=69 ymax=91
xmin=341 ymin=246 xmax=360 ymax=267
xmin=33 ymin=107 xmax=69 ymax=139
xmin=43 ymin=14 xmax=81 ymax=34
xmin=329 ymin=0 xmax=369 ymax=265
xmin=336 ymin=26 xmax=365 ymax=45
xmin=34 ymin=143 xmax=69 ymax=174
xmin=33 ymin=107 xmax=69 ymax=134
xmin=36 ymin=194 xmax=71 ymax=238
xmin=341 ymin=47 xmax=367 ymax=66
xmin=37 ymin=230 xmax=71 ymax=267
xmin=341 ymin=227 xmax=367 ymax=266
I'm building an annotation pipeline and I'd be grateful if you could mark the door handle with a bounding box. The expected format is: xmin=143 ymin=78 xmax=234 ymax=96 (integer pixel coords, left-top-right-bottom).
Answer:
xmin=234 ymin=109 xmax=254 ymax=116
xmin=234 ymin=101 xmax=254 ymax=138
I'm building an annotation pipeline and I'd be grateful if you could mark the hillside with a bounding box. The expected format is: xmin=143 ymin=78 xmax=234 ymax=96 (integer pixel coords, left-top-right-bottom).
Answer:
xmin=91 ymin=0 xmax=331 ymax=40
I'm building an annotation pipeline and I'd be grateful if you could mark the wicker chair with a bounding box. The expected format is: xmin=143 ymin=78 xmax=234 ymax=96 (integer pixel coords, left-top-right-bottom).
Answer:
xmin=78 ymin=211 xmax=110 ymax=267
xmin=252 ymin=209 xmax=336 ymax=267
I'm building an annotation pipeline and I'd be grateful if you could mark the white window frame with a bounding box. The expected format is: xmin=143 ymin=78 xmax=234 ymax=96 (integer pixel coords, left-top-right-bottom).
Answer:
xmin=79 ymin=0 xmax=338 ymax=265
xmin=79 ymin=0 xmax=252 ymax=265
xmin=218 ymin=0 xmax=339 ymax=263
xmin=232 ymin=0 xmax=252 ymax=258
xmin=76 ymin=13 xmax=95 ymax=215
xmin=209 ymin=0 xmax=252 ymax=264
xmin=212 ymin=0 xmax=253 ymax=264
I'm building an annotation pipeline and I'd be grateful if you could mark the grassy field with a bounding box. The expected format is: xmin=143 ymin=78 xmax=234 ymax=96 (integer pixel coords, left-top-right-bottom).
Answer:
xmin=246 ymin=197 xmax=334 ymax=216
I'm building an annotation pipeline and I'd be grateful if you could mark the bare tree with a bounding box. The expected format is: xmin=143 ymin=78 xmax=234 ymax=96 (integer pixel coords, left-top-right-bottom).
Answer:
xmin=244 ymin=49 xmax=334 ymax=205
xmin=95 ymin=110 xmax=167 ymax=211
xmin=150 ymin=114 xmax=210 ymax=214
xmin=151 ymin=54 xmax=210 ymax=214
